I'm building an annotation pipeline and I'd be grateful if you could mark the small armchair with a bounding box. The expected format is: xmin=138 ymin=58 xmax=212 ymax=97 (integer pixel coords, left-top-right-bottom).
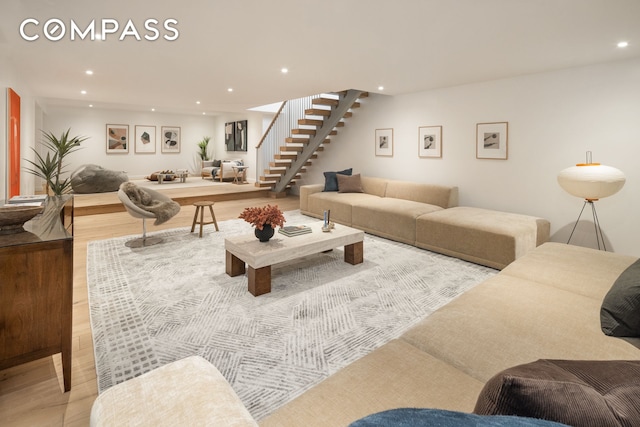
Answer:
xmin=118 ymin=182 xmax=180 ymax=247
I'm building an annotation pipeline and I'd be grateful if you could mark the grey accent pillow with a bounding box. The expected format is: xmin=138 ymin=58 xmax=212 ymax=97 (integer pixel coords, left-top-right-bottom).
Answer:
xmin=601 ymin=259 xmax=640 ymax=337
xmin=337 ymin=173 xmax=364 ymax=193
xmin=323 ymin=168 xmax=352 ymax=192
xmin=212 ymin=159 xmax=222 ymax=167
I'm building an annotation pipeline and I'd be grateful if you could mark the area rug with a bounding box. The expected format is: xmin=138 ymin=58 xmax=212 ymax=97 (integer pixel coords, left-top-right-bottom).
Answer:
xmin=87 ymin=210 xmax=496 ymax=420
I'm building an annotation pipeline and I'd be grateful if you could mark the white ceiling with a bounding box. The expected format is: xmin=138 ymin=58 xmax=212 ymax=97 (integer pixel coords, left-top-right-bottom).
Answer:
xmin=1 ymin=0 xmax=639 ymax=115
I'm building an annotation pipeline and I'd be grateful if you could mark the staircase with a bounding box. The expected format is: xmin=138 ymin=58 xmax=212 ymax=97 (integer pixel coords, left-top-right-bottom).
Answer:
xmin=256 ymin=89 xmax=367 ymax=194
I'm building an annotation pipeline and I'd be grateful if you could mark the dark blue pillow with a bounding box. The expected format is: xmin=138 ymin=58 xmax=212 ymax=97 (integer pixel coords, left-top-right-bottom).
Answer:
xmin=323 ymin=168 xmax=352 ymax=192
xmin=349 ymin=408 xmax=568 ymax=427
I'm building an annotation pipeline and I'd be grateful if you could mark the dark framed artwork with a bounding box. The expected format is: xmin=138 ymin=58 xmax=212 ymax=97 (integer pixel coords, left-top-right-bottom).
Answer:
xmin=234 ymin=120 xmax=248 ymax=151
xmin=225 ymin=121 xmax=235 ymax=151
xmin=134 ymin=125 xmax=156 ymax=154
xmin=106 ymin=124 xmax=129 ymax=154
xmin=161 ymin=126 xmax=181 ymax=153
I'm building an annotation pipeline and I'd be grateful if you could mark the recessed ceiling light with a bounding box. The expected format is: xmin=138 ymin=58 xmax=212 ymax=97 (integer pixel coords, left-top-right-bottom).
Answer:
xmin=281 ymin=67 xmax=289 ymax=74
xmin=227 ymin=88 xmax=234 ymax=92
xmin=86 ymin=70 xmax=93 ymax=75
xmin=151 ymin=108 xmax=155 ymax=112
xmin=202 ymin=112 xmax=206 ymax=115
xmin=80 ymin=90 xmax=87 ymax=95
xmin=196 ymin=101 xmax=201 ymax=104
xmin=89 ymin=104 xmax=93 ymax=108
xmin=617 ymin=41 xmax=629 ymax=48
xmin=378 ymin=86 xmax=384 ymax=91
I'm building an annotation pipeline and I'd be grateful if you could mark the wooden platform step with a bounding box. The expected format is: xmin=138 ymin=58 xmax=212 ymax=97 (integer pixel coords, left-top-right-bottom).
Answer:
xmin=312 ymin=97 xmax=339 ymax=106
xmin=305 ymin=108 xmax=331 ymax=117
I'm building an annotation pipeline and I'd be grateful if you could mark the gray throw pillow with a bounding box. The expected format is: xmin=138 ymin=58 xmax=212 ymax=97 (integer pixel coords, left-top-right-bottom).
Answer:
xmin=601 ymin=259 xmax=640 ymax=337
xmin=323 ymin=168 xmax=352 ymax=192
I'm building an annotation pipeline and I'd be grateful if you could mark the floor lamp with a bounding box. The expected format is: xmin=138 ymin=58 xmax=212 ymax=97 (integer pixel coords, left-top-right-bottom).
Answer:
xmin=557 ymin=151 xmax=625 ymax=251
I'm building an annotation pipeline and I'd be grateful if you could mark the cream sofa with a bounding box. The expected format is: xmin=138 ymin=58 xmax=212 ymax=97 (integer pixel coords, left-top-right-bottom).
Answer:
xmin=201 ymin=159 xmax=243 ymax=182
xmin=300 ymin=176 xmax=549 ymax=269
xmin=91 ymin=243 xmax=640 ymax=426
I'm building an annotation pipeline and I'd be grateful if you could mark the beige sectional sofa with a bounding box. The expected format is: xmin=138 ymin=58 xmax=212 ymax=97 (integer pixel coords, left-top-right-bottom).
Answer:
xmin=91 ymin=242 xmax=640 ymax=426
xmin=300 ymin=176 xmax=549 ymax=269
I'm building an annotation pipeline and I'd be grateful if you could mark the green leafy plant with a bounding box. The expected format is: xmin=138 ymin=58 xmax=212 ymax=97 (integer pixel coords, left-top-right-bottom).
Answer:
xmin=197 ymin=136 xmax=211 ymax=160
xmin=25 ymin=129 xmax=88 ymax=195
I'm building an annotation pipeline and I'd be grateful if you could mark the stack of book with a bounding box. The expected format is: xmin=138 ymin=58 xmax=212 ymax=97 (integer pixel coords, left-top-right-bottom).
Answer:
xmin=278 ymin=225 xmax=312 ymax=237
xmin=5 ymin=194 xmax=47 ymax=207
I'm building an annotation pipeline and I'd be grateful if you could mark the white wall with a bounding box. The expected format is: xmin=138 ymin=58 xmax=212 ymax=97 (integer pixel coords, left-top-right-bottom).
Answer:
xmin=298 ymin=58 xmax=640 ymax=256
xmin=43 ymin=106 xmax=217 ymax=179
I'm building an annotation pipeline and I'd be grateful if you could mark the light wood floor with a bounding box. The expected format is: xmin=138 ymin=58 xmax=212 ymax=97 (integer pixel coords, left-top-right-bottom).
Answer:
xmin=0 ymin=195 xmax=300 ymax=427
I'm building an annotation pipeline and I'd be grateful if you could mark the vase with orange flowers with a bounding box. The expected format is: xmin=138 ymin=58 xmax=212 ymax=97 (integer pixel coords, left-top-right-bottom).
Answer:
xmin=239 ymin=204 xmax=286 ymax=242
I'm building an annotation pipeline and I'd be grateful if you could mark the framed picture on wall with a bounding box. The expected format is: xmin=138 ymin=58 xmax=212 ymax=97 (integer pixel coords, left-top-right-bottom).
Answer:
xmin=375 ymin=128 xmax=394 ymax=157
xmin=418 ymin=125 xmax=442 ymax=158
xmin=134 ymin=125 xmax=156 ymax=154
xmin=234 ymin=120 xmax=248 ymax=151
xmin=161 ymin=126 xmax=181 ymax=153
xmin=106 ymin=124 xmax=129 ymax=154
xmin=476 ymin=122 xmax=508 ymax=160
xmin=225 ymin=121 xmax=236 ymax=151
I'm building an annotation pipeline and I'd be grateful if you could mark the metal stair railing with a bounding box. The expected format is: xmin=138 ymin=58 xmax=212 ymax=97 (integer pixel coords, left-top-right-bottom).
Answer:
xmin=255 ymin=94 xmax=323 ymax=184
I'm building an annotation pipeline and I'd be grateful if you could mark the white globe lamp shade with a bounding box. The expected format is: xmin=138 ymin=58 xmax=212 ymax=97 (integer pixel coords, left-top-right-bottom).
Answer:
xmin=557 ymin=163 xmax=625 ymax=201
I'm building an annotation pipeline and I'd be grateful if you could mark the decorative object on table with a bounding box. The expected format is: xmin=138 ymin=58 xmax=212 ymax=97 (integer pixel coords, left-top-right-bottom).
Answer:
xmin=0 ymin=205 xmax=44 ymax=234
xmin=106 ymin=124 xmax=129 ymax=153
xmin=418 ymin=125 xmax=443 ymax=158
xmin=7 ymin=194 xmax=47 ymax=205
xmin=557 ymin=151 xmax=625 ymax=251
xmin=70 ymin=164 xmax=128 ymax=193
xmin=134 ymin=125 xmax=156 ymax=154
xmin=279 ymin=225 xmax=312 ymax=237
xmin=118 ymin=182 xmax=181 ymax=247
xmin=25 ymin=128 xmax=88 ymax=195
xmin=234 ymin=120 xmax=248 ymax=151
xmin=476 ymin=122 xmax=508 ymax=160
xmin=322 ymin=209 xmax=331 ymax=232
xmin=375 ymin=128 xmax=393 ymax=157
xmin=239 ymin=204 xmax=286 ymax=242
xmin=197 ymin=136 xmax=211 ymax=160
xmin=161 ymin=126 xmax=181 ymax=153
xmin=145 ymin=170 xmax=175 ymax=181
xmin=225 ymin=122 xmax=236 ymax=151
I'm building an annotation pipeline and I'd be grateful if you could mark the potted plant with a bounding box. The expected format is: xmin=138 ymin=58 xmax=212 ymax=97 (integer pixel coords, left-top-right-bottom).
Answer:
xmin=197 ymin=136 xmax=211 ymax=161
xmin=25 ymin=128 xmax=88 ymax=195
xmin=239 ymin=204 xmax=286 ymax=241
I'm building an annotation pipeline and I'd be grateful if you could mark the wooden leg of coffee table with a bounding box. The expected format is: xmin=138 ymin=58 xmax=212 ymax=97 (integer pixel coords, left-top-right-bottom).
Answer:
xmin=226 ymin=251 xmax=245 ymax=276
xmin=344 ymin=241 xmax=364 ymax=265
xmin=248 ymin=265 xmax=271 ymax=296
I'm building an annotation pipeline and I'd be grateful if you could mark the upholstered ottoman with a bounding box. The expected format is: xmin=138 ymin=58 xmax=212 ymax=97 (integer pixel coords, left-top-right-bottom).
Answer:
xmin=90 ymin=356 xmax=257 ymax=427
xmin=415 ymin=207 xmax=550 ymax=270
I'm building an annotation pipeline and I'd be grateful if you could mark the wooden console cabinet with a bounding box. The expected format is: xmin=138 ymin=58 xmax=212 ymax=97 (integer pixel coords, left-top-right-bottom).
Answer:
xmin=0 ymin=195 xmax=73 ymax=392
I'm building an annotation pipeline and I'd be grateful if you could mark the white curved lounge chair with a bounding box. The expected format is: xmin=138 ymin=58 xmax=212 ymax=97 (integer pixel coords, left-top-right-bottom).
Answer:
xmin=117 ymin=185 xmax=177 ymax=248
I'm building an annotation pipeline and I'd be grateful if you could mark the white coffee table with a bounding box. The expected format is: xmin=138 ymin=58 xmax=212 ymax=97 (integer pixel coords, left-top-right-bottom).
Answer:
xmin=225 ymin=222 xmax=364 ymax=296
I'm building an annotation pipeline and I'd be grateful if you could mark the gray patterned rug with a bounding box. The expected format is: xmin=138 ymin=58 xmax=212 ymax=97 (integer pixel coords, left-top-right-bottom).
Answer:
xmin=87 ymin=210 xmax=496 ymax=420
